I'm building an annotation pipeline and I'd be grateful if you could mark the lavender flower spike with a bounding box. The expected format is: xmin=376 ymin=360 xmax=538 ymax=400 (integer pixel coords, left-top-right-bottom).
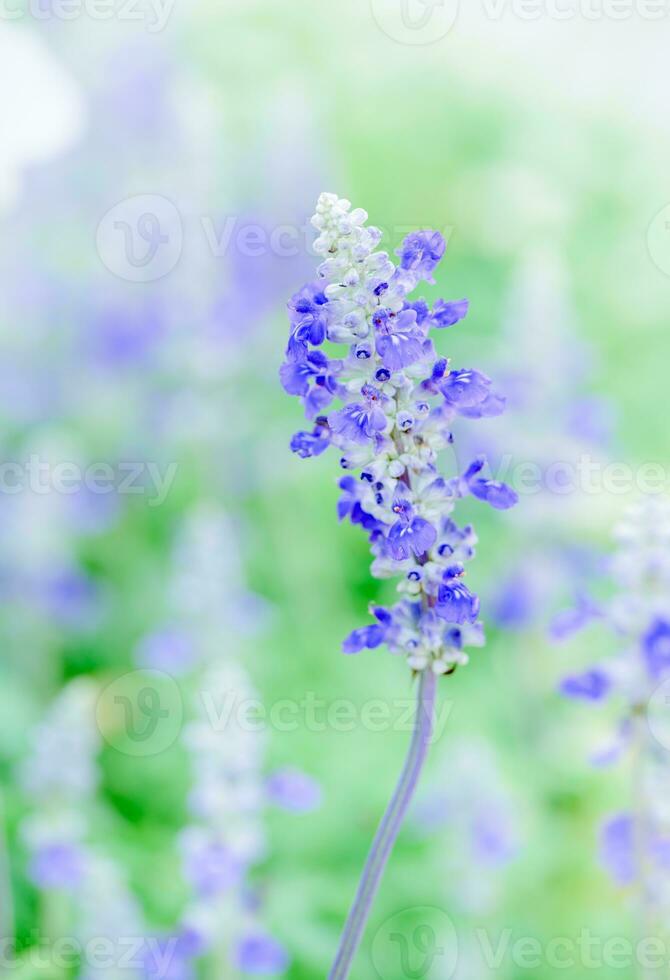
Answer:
xmin=281 ymin=193 xmax=517 ymax=978
xmin=558 ymin=497 xmax=670 ymax=947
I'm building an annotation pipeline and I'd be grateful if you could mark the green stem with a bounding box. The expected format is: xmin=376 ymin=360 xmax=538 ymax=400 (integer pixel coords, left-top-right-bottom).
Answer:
xmin=328 ymin=669 xmax=437 ymax=980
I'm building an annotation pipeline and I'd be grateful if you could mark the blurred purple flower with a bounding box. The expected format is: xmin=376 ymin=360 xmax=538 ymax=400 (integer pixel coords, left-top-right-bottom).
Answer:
xmin=143 ymin=936 xmax=194 ymax=980
xmin=565 ymin=396 xmax=615 ymax=447
xmin=489 ymin=572 xmax=535 ymax=630
xmin=559 ymin=669 xmax=611 ymax=702
xmin=182 ymin=838 xmax=242 ymax=898
xmin=235 ymin=934 xmax=289 ymax=975
xmin=471 ymin=809 xmax=517 ymax=867
xmin=38 ymin=569 xmax=100 ymax=629
xmin=589 ymin=720 xmax=632 ymax=768
xmin=600 ymin=814 xmax=635 ymax=886
xmin=135 ymin=629 xmax=195 ymax=675
xmin=266 ymin=769 xmax=322 ymax=813
xmin=67 ymin=484 xmax=121 ymax=535
xmin=87 ymin=303 xmax=165 ymax=369
xmin=29 ymin=843 xmax=85 ymax=891
xmin=95 ymin=40 xmax=173 ymax=139
xmin=549 ymin=593 xmax=601 ymax=642
xmin=642 ymin=618 xmax=670 ymax=680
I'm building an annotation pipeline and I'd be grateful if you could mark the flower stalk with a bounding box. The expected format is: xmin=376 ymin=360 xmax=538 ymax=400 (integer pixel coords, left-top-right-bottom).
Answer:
xmin=281 ymin=192 xmax=517 ymax=978
xmin=328 ymin=669 xmax=437 ymax=980
xmin=558 ymin=498 xmax=670 ymax=964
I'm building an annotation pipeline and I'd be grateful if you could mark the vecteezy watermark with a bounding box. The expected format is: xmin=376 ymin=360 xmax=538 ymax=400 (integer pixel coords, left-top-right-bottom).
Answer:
xmin=97 ymin=673 xmax=455 ymax=754
xmin=372 ymin=908 xmax=459 ymax=979
xmin=0 ymin=0 xmax=175 ymax=32
xmin=480 ymin=0 xmax=670 ymax=19
xmin=96 ymin=670 xmax=183 ymax=758
xmin=487 ymin=454 xmax=670 ymax=499
xmin=96 ymin=195 xmax=183 ymax=283
xmin=199 ymin=689 xmax=454 ymax=742
xmin=369 ymin=0 xmax=460 ymax=45
xmin=476 ymin=929 xmax=670 ymax=970
xmin=647 ymin=203 xmax=670 ymax=277
xmin=201 ymin=218 xmax=455 ymax=261
xmin=368 ymin=0 xmax=668 ymax=39
xmin=371 ymin=919 xmax=670 ymax=975
xmin=0 ymin=934 xmax=178 ymax=974
xmin=96 ymin=199 xmax=456 ymax=281
xmin=0 ymin=456 xmax=177 ymax=507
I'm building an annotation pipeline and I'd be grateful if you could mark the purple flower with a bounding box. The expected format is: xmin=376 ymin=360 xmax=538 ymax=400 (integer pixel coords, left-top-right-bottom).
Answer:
xmin=642 ymin=618 xmax=670 ymax=680
xmin=388 ymin=499 xmax=437 ymax=561
xmin=135 ymin=629 xmax=194 ymax=675
xmin=490 ymin=573 xmax=535 ymax=629
xmin=566 ymin=395 xmax=615 ymax=447
xmin=39 ymin=569 xmax=99 ymax=629
xmin=431 ymin=298 xmax=469 ymax=328
xmin=183 ymin=840 xmax=242 ymax=897
xmin=266 ymin=769 xmax=322 ymax=812
xmin=88 ymin=302 xmax=164 ymax=368
xmin=462 ymin=458 xmax=518 ymax=511
xmin=418 ymin=358 xmax=449 ymax=397
xmin=143 ymin=936 xmax=195 ymax=980
xmin=283 ymin=194 xmax=516 ymax=672
xmin=549 ymin=593 xmax=601 ymax=642
xmin=458 ymin=392 xmax=506 ymax=419
xmin=336 ymin=476 xmax=360 ymax=520
xmin=343 ymin=623 xmax=387 ymax=654
xmin=293 ymin=353 xmax=341 ymax=420
xmin=235 ymin=934 xmax=289 ymax=975
xmin=328 ymin=385 xmax=387 ymax=445
xmin=374 ymin=309 xmax=425 ymax=372
xmin=559 ymin=669 xmax=611 ymax=702
xmin=396 ymin=230 xmax=446 ymax=283
xmin=404 ymin=299 xmax=431 ymax=325
xmin=436 ymin=583 xmax=480 ymax=625
xmin=471 ymin=810 xmax=517 ymax=867
xmin=29 ymin=843 xmax=86 ymax=891
xmin=440 ymin=369 xmax=493 ymax=409
xmin=67 ymin=484 xmax=120 ymax=534
xmin=287 ymin=282 xmax=329 ymax=351
xmin=600 ymin=814 xmax=635 ymax=886
xmin=652 ymin=837 xmax=670 ymax=869
xmin=337 ymin=477 xmax=384 ymax=533
xmin=290 ymin=420 xmax=331 ymax=458
xmin=343 ymin=607 xmax=394 ymax=655
xmin=279 ymin=349 xmax=330 ymax=397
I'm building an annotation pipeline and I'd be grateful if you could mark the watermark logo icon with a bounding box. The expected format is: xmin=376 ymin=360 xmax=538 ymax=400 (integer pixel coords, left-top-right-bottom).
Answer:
xmin=647 ymin=203 xmax=670 ymax=277
xmin=96 ymin=194 xmax=183 ymax=282
xmin=372 ymin=907 xmax=458 ymax=979
xmin=96 ymin=670 xmax=183 ymax=757
xmin=370 ymin=0 xmax=459 ymax=45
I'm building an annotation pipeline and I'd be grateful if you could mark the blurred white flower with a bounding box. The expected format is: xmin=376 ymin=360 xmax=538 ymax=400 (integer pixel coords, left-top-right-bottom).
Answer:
xmin=0 ymin=25 xmax=84 ymax=212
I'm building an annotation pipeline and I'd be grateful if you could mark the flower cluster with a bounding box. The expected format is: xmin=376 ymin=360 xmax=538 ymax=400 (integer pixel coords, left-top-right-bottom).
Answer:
xmin=281 ymin=193 xmax=517 ymax=674
xmin=19 ymin=679 xmax=101 ymax=894
xmin=18 ymin=680 xmax=145 ymax=980
xmin=145 ymin=505 xmax=320 ymax=978
xmin=77 ymin=854 xmax=145 ymax=980
xmin=557 ymin=497 xmax=670 ymax=708
xmin=177 ymin=661 xmax=290 ymax=977
xmin=557 ymin=497 xmax=670 ymax=904
xmin=413 ymin=738 xmax=520 ymax=915
xmin=464 ymin=251 xmax=614 ymax=633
